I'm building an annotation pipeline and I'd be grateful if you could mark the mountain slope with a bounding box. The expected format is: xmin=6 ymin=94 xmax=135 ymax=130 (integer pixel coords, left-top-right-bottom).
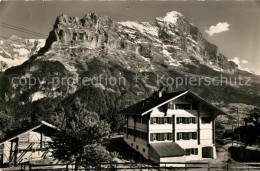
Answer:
xmin=0 ymin=35 xmax=45 ymax=71
xmin=0 ymin=12 xmax=259 ymax=122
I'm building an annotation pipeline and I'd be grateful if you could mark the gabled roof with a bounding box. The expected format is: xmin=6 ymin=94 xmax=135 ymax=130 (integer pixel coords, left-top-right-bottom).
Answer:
xmin=118 ymin=90 xmax=187 ymax=115
xmin=150 ymin=142 xmax=186 ymax=157
xmin=0 ymin=121 xmax=57 ymax=144
xmin=119 ymin=90 xmax=226 ymax=115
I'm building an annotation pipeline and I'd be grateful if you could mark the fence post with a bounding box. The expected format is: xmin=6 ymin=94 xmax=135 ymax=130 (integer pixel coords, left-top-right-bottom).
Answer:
xmin=165 ymin=163 xmax=166 ymax=171
xmin=66 ymin=164 xmax=69 ymax=171
xmin=208 ymin=163 xmax=210 ymax=171
xmin=29 ymin=164 xmax=31 ymax=171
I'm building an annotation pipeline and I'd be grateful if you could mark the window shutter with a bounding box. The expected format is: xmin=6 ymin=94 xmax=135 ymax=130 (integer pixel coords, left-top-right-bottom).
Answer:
xmin=150 ymin=133 xmax=153 ymax=141
xmin=164 ymin=133 xmax=168 ymax=140
xmin=150 ymin=117 xmax=153 ymax=124
xmin=195 ymin=148 xmax=198 ymax=155
xmin=191 ymin=149 xmax=195 ymax=155
xmin=177 ymin=117 xmax=180 ymax=124
xmin=192 ymin=132 xmax=197 ymax=139
xmin=154 ymin=117 xmax=157 ymax=124
xmin=169 ymin=117 xmax=172 ymax=124
xmin=183 ymin=133 xmax=186 ymax=140
xmin=184 ymin=133 xmax=188 ymax=140
xmin=169 ymin=133 xmax=173 ymax=140
xmin=189 ymin=132 xmax=192 ymax=140
xmin=177 ymin=133 xmax=181 ymax=140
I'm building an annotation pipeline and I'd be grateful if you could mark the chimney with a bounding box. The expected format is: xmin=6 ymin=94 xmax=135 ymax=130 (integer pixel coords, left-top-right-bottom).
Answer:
xmin=158 ymin=86 xmax=163 ymax=98
xmin=158 ymin=91 xmax=162 ymax=98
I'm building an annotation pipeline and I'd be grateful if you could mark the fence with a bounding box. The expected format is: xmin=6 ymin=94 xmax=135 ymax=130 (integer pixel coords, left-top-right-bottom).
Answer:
xmin=20 ymin=162 xmax=260 ymax=171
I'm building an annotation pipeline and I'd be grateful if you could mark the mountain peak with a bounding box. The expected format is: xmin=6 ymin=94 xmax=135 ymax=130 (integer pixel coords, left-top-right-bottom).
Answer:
xmin=9 ymin=35 xmax=22 ymax=40
xmin=157 ymin=11 xmax=184 ymax=24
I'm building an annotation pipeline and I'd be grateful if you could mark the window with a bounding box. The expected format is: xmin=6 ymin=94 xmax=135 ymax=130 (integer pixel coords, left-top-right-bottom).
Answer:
xmin=177 ymin=132 xmax=197 ymax=140
xmin=154 ymin=117 xmax=158 ymax=124
xmin=150 ymin=117 xmax=172 ymax=124
xmin=131 ymin=143 xmax=133 ymax=147
xmin=150 ymin=133 xmax=173 ymax=141
xmin=156 ymin=133 xmax=164 ymax=141
xmin=159 ymin=118 xmax=164 ymax=124
xmin=165 ymin=117 xmax=172 ymax=124
xmin=201 ymin=117 xmax=212 ymax=124
xmin=136 ymin=116 xmax=148 ymax=124
xmin=191 ymin=104 xmax=198 ymax=110
xmin=143 ymin=148 xmax=145 ymax=152
xmin=127 ymin=129 xmax=147 ymax=141
xmin=185 ymin=148 xmax=198 ymax=155
xmin=192 ymin=132 xmax=197 ymax=139
xmin=165 ymin=133 xmax=173 ymax=140
xmin=175 ymin=104 xmax=192 ymax=110
xmin=168 ymin=102 xmax=174 ymax=109
xmin=177 ymin=117 xmax=196 ymax=124
xmin=150 ymin=133 xmax=155 ymax=141
xmin=136 ymin=145 xmax=139 ymax=150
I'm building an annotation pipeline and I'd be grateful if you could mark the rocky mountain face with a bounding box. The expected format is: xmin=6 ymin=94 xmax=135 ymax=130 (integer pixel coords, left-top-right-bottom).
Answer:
xmin=40 ymin=12 xmax=238 ymax=74
xmin=0 ymin=35 xmax=45 ymax=71
xmin=0 ymin=12 xmax=259 ymax=123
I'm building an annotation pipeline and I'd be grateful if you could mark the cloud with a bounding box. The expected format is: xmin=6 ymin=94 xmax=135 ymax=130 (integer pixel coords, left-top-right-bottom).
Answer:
xmin=205 ymin=22 xmax=230 ymax=36
xmin=229 ymin=57 xmax=254 ymax=74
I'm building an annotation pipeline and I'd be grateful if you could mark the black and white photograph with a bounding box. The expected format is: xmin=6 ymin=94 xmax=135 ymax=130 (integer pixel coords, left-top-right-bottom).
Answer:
xmin=0 ymin=0 xmax=260 ymax=170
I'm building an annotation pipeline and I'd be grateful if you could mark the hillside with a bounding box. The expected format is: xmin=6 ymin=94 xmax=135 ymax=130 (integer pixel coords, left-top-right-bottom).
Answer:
xmin=0 ymin=11 xmax=259 ymax=126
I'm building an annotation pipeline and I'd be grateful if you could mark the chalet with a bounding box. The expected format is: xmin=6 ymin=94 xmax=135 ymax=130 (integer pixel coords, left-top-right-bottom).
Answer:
xmin=0 ymin=121 xmax=57 ymax=167
xmin=119 ymin=90 xmax=225 ymax=164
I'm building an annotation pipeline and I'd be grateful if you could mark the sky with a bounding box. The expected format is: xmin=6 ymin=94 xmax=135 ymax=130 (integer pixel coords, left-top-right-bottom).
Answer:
xmin=0 ymin=1 xmax=259 ymax=74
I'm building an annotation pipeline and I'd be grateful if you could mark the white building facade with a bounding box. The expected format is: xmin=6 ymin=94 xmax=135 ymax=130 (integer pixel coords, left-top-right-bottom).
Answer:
xmin=121 ymin=90 xmax=223 ymax=164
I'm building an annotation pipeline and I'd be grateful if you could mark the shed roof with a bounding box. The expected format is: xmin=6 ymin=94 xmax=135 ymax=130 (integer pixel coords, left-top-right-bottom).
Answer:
xmin=150 ymin=142 xmax=186 ymax=157
xmin=0 ymin=121 xmax=57 ymax=144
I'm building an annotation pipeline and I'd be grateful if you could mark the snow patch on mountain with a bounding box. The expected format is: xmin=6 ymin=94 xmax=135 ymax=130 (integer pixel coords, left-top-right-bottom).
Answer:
xmin=156 ymin=11 xmax=182 ymax=25
xmin=0 ymin=37 xmax=46 ymax=71
xmin=13 ymin=48 xmax=30 ymax=56
xmin=119 ymin=21 xmax=158 ymax=37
